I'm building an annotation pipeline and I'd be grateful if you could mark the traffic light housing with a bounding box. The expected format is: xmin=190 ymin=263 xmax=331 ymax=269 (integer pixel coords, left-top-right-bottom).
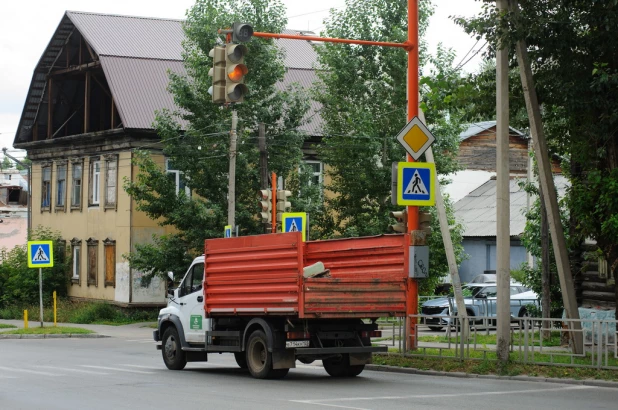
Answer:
xmin=225 ymin=44 xmax=249 ymax=103
xmin=208 ymin=46 xmax=226 ymax=104
xmin=418 ymin=211 xmax=432 ymax=237
xmin=276 ymin=190 xmax=292 ymax=223
xmin=389 ymin=209 xmax=407 ymax=233
xmin=258 ymin=189 xmax=272 ymax=223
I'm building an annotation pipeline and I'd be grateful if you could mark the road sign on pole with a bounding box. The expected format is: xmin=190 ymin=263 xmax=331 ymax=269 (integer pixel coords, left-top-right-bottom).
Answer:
xmin=281 ymin=212 xmax=307 ymax=242
xmin=28 ymin=241 xmax=54 ymax=268
xmin=397 ymin=162 xmax=435 ymax=206
xmin=395 ymin=116 xmax=435 ymax=160
xmin=224 ymin=225 xmax=232 ymax=238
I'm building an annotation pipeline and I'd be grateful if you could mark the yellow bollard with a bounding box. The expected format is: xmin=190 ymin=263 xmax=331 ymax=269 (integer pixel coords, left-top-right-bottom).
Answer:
xmin=24 ymin=310 xmax=28 ymax=329
xmin=53 ymin=290 xmax=57 ymax=327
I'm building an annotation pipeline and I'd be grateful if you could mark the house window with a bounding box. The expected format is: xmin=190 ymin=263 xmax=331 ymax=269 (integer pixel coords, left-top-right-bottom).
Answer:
xmin=87 ymin=238 xmax=98 ymax=286
xmin=41 ymin=165 xmax=52 ymax=209
xmin=71 ymin=238 xmax=81 ymax=284
xmin=4 ymin=174 xmax=11 ymax=180
xmin=104 ymin=238 xmax=116 ymax=287
xmin=71 ymin=161 xmax=83 ymax=209
xmin=56 ymin=163 xmax=67 ymax=209
xmin=89 ymin=159 xmax=101 ymax=206
xmin=104 ymin=156 xmax=118 ymax=208
xmin=166 ymin=159 xmax=190 ymax=196
xmin=304 ymin=160 xmax=323 ymax=186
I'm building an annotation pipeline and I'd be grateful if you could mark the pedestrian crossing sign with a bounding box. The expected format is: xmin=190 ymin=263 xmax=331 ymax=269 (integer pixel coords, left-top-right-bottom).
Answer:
xmin=224 ymin=225 xmax=232 ymax=238
xmin=397 ymin=162 xmax=435 ymax=206
xmin=281 ymin=212 xmax=307 ymax=242
xmin=27 ymin=241 xmax=54 ymax=268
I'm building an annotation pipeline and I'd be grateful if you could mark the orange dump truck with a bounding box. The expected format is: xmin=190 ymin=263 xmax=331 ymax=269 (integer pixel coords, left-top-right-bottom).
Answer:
xmin=155 ymin=231 xmax=411 ymax=379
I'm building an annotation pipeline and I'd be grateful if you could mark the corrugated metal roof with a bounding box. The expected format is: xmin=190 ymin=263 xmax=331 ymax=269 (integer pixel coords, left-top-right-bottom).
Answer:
xmin=455 ymin=175 xmax=568 ymax=237
xmin=460 ymin=121 xmax=526 ymax=141
xmin=67 ymin=11 xmax=185 ymax=60
xmin=17 ymin=12 xmax=325 ymax=142
xmin=101 ymin=56 xmax=187 ymax=130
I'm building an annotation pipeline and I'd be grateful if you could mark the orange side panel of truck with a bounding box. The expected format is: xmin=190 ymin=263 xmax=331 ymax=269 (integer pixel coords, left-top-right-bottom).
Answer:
xmin=203 ymin=232 xmax=409 ymax=319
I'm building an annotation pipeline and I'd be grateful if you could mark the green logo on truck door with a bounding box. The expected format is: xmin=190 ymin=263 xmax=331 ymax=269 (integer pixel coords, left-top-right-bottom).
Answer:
xmin=190 ymin=315 xmax=202 ymax=330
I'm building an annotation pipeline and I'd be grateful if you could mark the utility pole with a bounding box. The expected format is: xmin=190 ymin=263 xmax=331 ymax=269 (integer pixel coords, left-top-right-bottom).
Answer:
xmin=539 ymin=181 xmax=551 ymax=339
xmin=228 ymin=110 xmax=238 ymax=234
xmin=496 ymin=0 xmax=511 ymax=363
xmin=510 ymin=0 xmax=582 ymax=354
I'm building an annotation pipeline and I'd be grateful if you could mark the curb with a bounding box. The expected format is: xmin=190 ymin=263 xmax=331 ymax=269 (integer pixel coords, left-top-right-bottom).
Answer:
xmin=0 ymin=334 xmax=109 ymax=340
xmin=365 ymin=364 xmax=618 ymax=389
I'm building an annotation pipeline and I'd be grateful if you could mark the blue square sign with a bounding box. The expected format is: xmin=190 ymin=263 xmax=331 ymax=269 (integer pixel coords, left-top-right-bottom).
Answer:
xmin=27 ymin=241 xmax=54 ymax=268
xmin=397 ymin=162 xmax=435 ymax=206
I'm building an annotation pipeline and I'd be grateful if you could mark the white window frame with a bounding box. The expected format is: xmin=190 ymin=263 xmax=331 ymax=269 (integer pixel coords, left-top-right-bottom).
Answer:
xmin=166 ymin=159 xmax=191 ymax=197
xmin=304 ymin=160 xmax=323 ymax=187
xmin=104 ymin=156 xmax=118 ymax=209
xmin=56 ymin=163 xmax=67 ymax=208
xmin=71 ymin=161 xmax=83 ymax=209
xmin=92 ymin=160 xmax=101 ymax=205
xmin=71 ymin=242 xmax=81 ymax=282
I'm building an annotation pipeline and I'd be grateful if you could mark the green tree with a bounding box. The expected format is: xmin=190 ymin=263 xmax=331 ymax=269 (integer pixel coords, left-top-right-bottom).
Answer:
xmin=458 ymin=0 xmax=618 ymax=304
xmin=1 ymin=156 xmax=12 ymax=170
xmin=312 ymin=0 xmax=466 ymax=293
xmin=124 ymin=0 xmax=310 ymax=282
xmin=0 ymin=226 xmax=70 ymax=308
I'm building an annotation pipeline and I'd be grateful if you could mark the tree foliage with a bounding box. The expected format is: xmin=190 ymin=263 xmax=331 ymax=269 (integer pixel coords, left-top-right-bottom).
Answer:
xmin=0 ymin=226 xmax=70 ymax=308
xmin=312 ymin=0 xmax=466 ymax=293
xmin=457 ymin=0 xmax=618 ymax=301
xmin=124 ymin=0 xmax=310 ymax=281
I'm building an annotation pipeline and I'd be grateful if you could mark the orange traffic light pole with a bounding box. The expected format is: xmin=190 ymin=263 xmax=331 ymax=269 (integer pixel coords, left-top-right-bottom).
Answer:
xmin=253 ymin=0 xmax=419 ymax=350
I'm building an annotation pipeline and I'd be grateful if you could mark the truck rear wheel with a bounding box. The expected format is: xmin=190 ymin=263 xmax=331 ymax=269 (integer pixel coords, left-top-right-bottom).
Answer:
xmin=234 ymin=352 xmax=248 ymax=369
xmin=246 ymin=329 xmax=289 ymax=379
xmin=162 ymin=327 xmax=187 ymax=370
xmin=323 ymin=355 xmax=364 ymax=377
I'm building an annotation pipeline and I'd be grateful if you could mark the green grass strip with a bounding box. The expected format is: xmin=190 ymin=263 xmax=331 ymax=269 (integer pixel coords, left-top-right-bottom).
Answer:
xmin=2 ymin=326 xmax=94 ymax=335
xmin=0 ymin=323 xmax=18 ymax=329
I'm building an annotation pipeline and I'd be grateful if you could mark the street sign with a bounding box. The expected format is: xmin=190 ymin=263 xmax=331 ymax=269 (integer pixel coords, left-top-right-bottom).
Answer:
xmin=224 ymin=225 xmax=232 ymax=238
xmin=395 ymin=116 xmax=435 ymax=160
xmin=281 ymin=212 xmax=307 ymax=242
xmin=27 ymin=241 xmax=54 ymax=268
xmin=397 ymin=162 xmax=435 ymax=206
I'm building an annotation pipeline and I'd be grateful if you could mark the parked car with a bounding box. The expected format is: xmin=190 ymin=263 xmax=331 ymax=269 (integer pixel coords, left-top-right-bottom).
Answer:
xmin=420 ymin=283 xmax=537 ymax=331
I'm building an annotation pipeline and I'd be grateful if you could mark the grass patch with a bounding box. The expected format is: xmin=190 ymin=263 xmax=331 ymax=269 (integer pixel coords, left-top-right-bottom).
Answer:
xmin=418 ymin=331 xmax=563 ymax=347
xmin=0 ymin=323 xmax=17 ymax=329
xmin=2 ymin=326 xmax=94 ymax=335
xmin=0 ymin=299 xmax=159 ymax=325
xmin=372 ymin=353 xmax=618 ymax=381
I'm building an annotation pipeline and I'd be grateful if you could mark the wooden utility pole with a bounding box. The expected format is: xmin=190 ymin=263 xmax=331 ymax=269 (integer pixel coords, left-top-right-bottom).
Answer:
xmin=228 ymin=110 xmax=238 ymax=234
xmin=496 ymin=0 xmax=511 ymax=363
xmin=540 ymin=181 xmax=552 ymax=339
xmin=258 ymin=123 xmax=270 ymax=233
xmin=419 ymin=109 xmax=469 ymax=333
xmin=510 ymin=0 xmax=582 ymax=354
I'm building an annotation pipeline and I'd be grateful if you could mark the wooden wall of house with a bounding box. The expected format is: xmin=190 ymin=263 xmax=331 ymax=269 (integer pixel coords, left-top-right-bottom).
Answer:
xmin=458 ymin=126 xmax=562 ymax=174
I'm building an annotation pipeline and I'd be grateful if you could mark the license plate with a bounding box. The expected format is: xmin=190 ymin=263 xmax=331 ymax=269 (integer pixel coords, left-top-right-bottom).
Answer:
xmin=286 ymin=340 xmax=310 ymax=348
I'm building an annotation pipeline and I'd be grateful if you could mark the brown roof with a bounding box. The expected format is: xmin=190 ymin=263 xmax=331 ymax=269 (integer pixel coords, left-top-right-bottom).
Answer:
xmin=15 ymin=11 xmax=323 ymax=143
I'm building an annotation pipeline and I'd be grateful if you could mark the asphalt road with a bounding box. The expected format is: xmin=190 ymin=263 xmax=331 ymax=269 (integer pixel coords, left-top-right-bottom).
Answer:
xmin=1 ymin=323 xmax=617 ymax=410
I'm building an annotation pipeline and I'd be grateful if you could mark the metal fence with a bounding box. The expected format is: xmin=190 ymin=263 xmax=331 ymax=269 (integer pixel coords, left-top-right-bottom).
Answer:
xmin=377 ymin=314 xmax=618 ymax=370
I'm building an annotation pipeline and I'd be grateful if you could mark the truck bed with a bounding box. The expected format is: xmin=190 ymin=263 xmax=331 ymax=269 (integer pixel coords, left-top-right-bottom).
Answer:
xmin=203 ymin=232 xmax=409 ymax=319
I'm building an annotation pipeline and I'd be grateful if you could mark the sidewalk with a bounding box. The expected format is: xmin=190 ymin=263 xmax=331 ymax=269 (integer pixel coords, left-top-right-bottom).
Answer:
xmin=0 ymin=318 xmax=156 ymax=339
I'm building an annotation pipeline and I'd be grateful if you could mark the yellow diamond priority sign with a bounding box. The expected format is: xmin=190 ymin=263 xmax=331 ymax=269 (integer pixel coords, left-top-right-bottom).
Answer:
xmin=396 ymin=116 xmax=435 ymax=160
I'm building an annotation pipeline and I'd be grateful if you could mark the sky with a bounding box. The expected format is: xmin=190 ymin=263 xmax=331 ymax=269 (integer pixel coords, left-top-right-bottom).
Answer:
xmin=0 ymin=0 xmax=487 ymax=198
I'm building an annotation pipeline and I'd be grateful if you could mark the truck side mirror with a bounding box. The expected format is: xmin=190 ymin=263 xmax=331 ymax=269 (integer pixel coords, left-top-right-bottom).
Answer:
xmin=167 ymin=271 xmax=174 ymax=281
xmin=167 ymin=288 xmax=175 ymax=297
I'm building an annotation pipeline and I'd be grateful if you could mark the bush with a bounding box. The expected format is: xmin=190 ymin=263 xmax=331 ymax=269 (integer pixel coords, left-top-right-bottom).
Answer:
xmin=0 ymin=226 xmax=70 ymax=308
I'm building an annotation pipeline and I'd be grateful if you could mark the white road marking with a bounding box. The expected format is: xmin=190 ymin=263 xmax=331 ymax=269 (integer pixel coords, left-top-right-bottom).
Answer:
xmin=0 ymin=365 xmax=64 ymax=376
xmin=79 ymin=365 xmax=153 ymax=374
xmin=126 ymin=339 xmax=154 ymax=342
xmin=291 ymin=385 xmax=595 ymax=408
xmin=122 ymin=364 xmax=162 ymax=370
xmin=36 ymin=365 xmax=110 ymax=375
xmin=0 ymin=374 xmax=19 ymax=379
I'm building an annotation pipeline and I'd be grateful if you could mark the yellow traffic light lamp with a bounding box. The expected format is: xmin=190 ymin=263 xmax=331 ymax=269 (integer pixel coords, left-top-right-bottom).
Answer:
xmin=258 ymin=189 xmax=272 ymax=223
xmin=276 ymin=190 xmax=292 ymax=226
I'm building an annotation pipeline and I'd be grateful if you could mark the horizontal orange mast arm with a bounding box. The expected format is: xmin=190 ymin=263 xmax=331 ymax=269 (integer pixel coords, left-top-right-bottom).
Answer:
xmin=252 ymin=31 xmax=413 ymax=51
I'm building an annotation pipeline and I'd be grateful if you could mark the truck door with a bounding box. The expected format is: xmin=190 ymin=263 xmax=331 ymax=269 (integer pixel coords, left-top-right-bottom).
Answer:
xmin=177 ymin=262 xmax=208 ymax=344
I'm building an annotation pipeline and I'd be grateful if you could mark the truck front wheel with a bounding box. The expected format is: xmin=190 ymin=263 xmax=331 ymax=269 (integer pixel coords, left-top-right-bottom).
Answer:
xmin=162 ymin=327 xmax=187 ymax=370
xmin=246 ymin=329 xmax=289 ymax=379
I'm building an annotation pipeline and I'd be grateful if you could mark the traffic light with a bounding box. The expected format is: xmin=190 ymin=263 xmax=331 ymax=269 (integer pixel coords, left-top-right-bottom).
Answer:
xmin=418 ymin=211 xmax=432 ymax=237
xmin=389 ymin=209 xmax=407 ymax=233
xmin=232 ymin=22 xmax=254 ymax=43
xmin=208 ymin=46 xmax=226 ymax=104
xmin=258 ymin=189 xmax=272 ymax=223
xmin=276 ymin=190 xmax=292 ymax=223
xmin=225 ymin=44 xmax=249 ymax=103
